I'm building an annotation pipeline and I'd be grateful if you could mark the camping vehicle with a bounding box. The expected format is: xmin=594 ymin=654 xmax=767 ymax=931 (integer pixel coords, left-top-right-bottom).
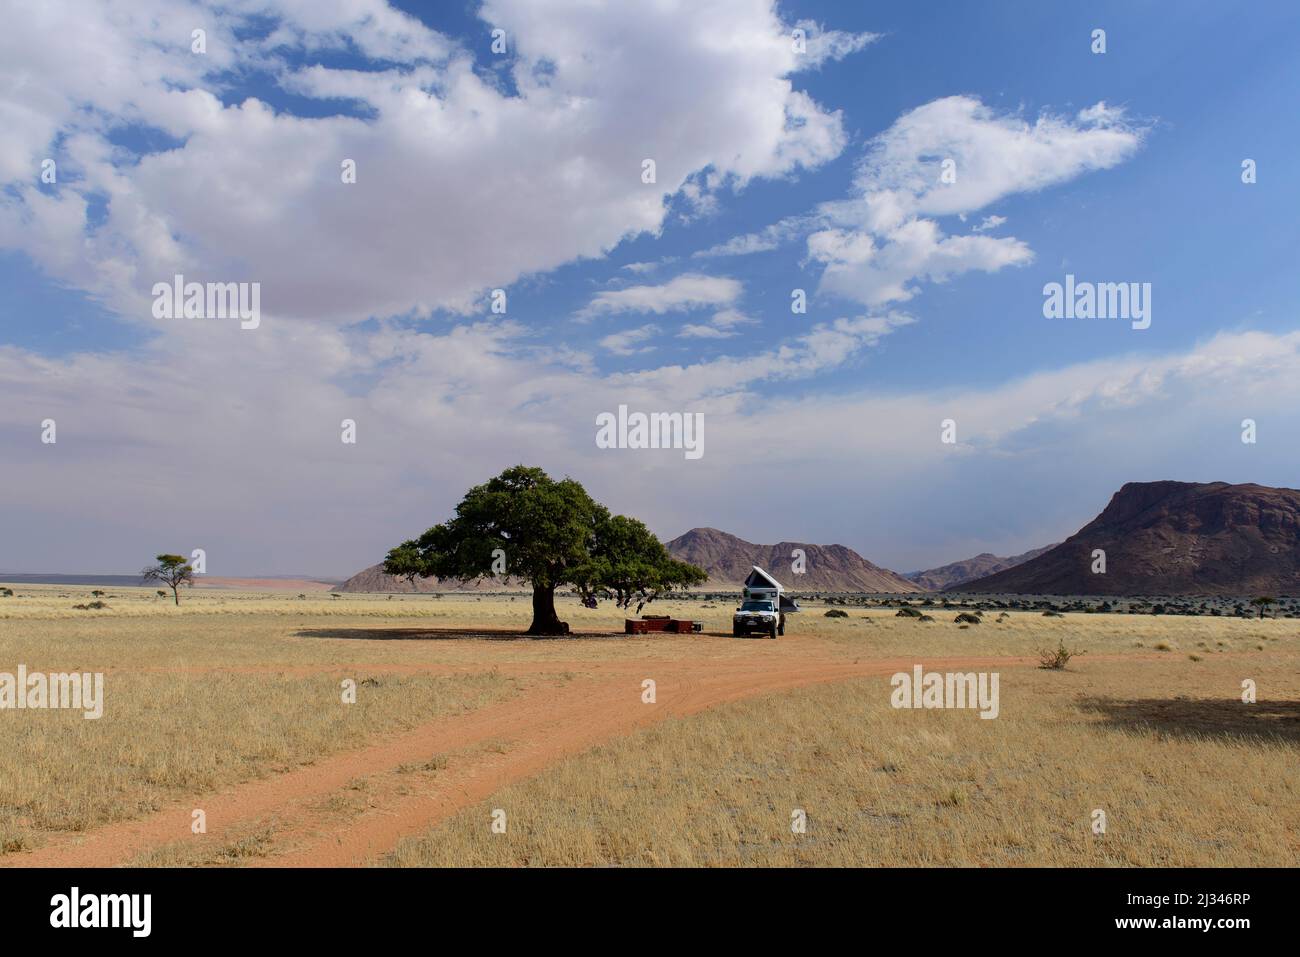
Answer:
xmin=733 ymin=565 xmax=800 ymax=638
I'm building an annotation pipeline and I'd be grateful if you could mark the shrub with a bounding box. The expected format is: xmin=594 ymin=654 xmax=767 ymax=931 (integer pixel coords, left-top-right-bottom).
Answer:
xmin=824 ymin=609 xmax=848 ymax=618
xmin=895 ymin=607 xmax=922 ymax=618
xmin=1038 ymin=640 xmax=1085 ymax=670
xmin=953 ymin=612 xmax=980 ymax=624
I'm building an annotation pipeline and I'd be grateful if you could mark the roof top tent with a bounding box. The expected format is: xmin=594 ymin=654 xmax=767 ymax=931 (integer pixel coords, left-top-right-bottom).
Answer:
xmin=743 ymin=566 xmax=801 ymax=614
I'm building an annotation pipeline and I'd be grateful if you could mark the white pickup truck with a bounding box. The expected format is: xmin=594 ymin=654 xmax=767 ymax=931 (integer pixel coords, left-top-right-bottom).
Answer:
xmin=732 ymin=565 xmax=799 ymax=638
xmin=733 ymin=597 xmax=783 ymax=638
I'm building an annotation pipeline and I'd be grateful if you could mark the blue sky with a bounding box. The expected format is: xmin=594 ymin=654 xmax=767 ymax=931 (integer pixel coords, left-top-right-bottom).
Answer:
xmin=2 ymin=0 xmax=1299 ymax=577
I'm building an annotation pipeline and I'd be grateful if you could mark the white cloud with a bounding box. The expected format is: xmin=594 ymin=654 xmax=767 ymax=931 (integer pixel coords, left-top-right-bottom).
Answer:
xmin=0 ymin=0 xmax=862 ymax=325
xmin=621 ymin=260 xmax=672 ymax=275
xmin=810 ymin=96 xmax=1147 ymax=306
xmin=678 ymin=308 xmax=758 ymax=339
xmin=691 ymin=214 xmax=812 ymax=258
xmin=600 ymin=323 xmax=661 ymax=356
xmin=578 ymin=274 xmax=743 ymax=319
xmin=791 ymin=20 xmax=882 ymax=68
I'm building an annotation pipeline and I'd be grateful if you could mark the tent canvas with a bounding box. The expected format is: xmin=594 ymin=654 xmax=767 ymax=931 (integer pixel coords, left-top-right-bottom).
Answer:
xmin=743 ymin=566 xmax=783 ymax=591
xmin=742 ymin=565 xmax=800 ymax=613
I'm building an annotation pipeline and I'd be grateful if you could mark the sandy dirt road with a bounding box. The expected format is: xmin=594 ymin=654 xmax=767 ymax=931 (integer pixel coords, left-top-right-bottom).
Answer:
xmin=7 ymin=645 xmax=1055 ymax=868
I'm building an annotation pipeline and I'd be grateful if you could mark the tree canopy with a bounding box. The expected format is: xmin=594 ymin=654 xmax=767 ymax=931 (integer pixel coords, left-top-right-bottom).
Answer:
xmin=385 ymin=466 xmax=705 ymax=635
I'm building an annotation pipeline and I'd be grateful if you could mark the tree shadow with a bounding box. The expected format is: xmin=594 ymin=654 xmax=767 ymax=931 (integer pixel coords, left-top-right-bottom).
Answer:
xmin=1078 ymin=695 xmax=1300 ymax=746
xmin=293 ymin=627 xmax=623 ymax=642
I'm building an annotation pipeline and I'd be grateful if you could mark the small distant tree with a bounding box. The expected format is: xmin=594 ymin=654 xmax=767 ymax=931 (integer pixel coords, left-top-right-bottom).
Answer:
xmin=1250 ymin=596 xmax=1277 ymax=620
xmin=141 ymin=554 xmax=194 ymax=606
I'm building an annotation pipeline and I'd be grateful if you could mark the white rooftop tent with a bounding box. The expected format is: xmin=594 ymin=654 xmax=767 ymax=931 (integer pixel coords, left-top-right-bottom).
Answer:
xmin=742 ymin=566 xmax=801 ymax=613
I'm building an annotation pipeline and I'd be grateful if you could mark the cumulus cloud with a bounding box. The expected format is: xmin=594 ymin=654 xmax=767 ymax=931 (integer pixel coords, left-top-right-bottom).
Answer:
xmin=0 ymin=0 xmax=857 ymax=325
xmin=810 ymin=96 xmax=1147 ymax=306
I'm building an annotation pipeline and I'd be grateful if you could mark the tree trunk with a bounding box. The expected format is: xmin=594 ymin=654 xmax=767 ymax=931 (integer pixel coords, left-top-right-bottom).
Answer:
xmin=172 ymin=584 xmax=180 ymax=606
xmin=527 ymin=583 xmax=569 ymax=637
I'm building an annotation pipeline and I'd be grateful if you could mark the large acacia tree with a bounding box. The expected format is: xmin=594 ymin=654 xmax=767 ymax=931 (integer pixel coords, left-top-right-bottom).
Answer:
xmin=384 ymin=466 xmax=705 ymax=636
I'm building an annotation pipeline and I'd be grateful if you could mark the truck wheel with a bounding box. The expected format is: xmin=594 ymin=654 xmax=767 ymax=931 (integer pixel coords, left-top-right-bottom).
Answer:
xmin=769 ymin=624 xmax=778 ymax=639
xmin=732 ymin=625 xmax=741 ymax=637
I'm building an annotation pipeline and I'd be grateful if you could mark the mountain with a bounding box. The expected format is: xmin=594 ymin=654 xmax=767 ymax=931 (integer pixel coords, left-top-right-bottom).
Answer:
xmin=905 ymin=545 xmax=1056 ymax=591
xmin=956 ymin=481 xmax=1300 ymax=596
xmin=664 ymin=527 xmax=922 ymax=592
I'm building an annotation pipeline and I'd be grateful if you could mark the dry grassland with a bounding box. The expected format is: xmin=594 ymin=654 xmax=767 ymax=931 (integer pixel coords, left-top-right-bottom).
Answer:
xmin=384 ymin=656 xmax=1300 ymax=867
xmin=0 ymin=670 xmax=521 ymax=854
xmin=2 ymin=584 xmax=1296 ymax=866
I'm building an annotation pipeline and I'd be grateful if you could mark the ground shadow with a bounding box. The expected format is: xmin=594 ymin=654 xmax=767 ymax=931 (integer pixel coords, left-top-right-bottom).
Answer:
xmin=293 ymin=627 xmax=625 ymax=642
xmin=1078 ymin=695 xmax=1300 ymax=746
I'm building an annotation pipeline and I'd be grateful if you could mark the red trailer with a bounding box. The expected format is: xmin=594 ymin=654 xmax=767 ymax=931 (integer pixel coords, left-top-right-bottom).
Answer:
xmin=624 ymin=616 xmax=701 ymax=635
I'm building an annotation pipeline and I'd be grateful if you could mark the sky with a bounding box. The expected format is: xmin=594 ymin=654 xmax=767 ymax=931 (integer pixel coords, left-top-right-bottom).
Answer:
xmin=1 ymin=0 xmax=1299 ymax=578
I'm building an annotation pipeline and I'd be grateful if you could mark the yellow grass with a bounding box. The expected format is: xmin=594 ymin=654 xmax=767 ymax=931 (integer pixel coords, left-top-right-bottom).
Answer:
xmin=384 ymin=657 xmax=1300 ymax=867
xmin=0 ymin=670 xmax=521 ymax=853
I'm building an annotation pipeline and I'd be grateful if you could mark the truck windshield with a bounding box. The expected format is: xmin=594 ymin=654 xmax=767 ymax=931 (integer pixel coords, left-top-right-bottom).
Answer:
xmin=741 ymin=600 xmax=774 ymax=612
